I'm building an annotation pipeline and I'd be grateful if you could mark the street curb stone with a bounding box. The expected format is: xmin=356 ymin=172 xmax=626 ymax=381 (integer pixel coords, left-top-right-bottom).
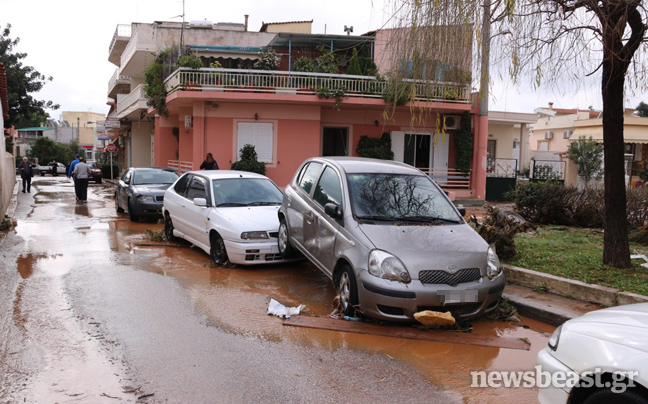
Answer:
xmin=503 ymin=264 xmax=648 ymax=307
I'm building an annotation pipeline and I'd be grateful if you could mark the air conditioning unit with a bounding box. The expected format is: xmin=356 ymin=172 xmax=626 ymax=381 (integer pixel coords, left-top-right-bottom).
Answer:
xmin=184 ymin=115 xmax=193 ymax=129
xmin=544 ymin=131 xmax=554 ymax=140
xmin=444 ymin=115 xmax=461 ymax=130
xmin=563 ymin=130 xmax=573 ymax=139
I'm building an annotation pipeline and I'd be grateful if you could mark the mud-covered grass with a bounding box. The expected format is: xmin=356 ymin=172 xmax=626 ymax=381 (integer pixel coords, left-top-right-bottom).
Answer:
xmin=504 ymin=225 xmax=648 ymax=296
xmin=144 ymin=229 xmax=165 ymax=242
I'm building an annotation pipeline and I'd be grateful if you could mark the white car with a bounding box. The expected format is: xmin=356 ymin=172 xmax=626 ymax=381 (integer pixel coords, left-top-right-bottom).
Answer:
xmin=162 ymin=170 xmax=292 ymax=265
xmin=537 ymin=303 xmax=648 ymax=404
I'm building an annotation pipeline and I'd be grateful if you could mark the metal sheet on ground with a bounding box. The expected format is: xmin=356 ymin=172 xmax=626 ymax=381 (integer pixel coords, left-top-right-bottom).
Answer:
xmin=284 ymin=316 xmax=531 ymax=350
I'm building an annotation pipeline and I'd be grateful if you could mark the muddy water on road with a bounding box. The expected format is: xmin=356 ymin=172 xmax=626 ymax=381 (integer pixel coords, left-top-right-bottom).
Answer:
xmin=129 ymin=227 xmax=553 ymax=404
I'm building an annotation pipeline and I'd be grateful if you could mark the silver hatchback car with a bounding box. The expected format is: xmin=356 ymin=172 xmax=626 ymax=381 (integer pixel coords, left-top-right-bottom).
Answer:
xmin=278 ymin=157 xmax=504 ymax=322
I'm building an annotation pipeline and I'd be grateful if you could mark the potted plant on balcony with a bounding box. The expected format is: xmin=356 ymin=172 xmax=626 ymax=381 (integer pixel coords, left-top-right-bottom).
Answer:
xmin=209 ymin=61 xmax=224 ymax=91
xmin=178 ymin=55 xmax=203 ymax=90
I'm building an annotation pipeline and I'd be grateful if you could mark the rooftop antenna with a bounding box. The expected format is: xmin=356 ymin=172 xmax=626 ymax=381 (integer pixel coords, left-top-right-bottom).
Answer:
xmin=344 ymin=25 xmax=353 ymax=36
xmin=170 ymin=0 xmax=186 ymax=59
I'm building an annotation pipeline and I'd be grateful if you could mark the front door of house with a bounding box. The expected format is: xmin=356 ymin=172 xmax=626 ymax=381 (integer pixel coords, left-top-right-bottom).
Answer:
xmin=391 ymin=131 xmax=449 ymax=175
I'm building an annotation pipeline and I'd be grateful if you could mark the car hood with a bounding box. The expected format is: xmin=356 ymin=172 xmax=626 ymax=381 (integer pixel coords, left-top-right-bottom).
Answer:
xmin=216 ymin=206 xmax=281 ymax=233
xmin=358 ymin=223 xmax=489 ymax=278
xmin=134 ymin=184 xmax=173 ymax=194
xmin=569 ymin=304 xmax=648 ymax=329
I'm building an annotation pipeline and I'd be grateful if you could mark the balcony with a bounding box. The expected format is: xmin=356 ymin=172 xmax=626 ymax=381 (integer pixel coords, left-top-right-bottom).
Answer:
xmin=108 ymin=68 xmax=132 ymax=99
xmin=120 ymin=29 xmax=156 ymax=77
xmin=116 ymin=84 xmax=148 ymax=120
xmin=164 ymin=68 xmax=472 ymax=104
xmin=108 ymin=24 xmax=132 ymax=66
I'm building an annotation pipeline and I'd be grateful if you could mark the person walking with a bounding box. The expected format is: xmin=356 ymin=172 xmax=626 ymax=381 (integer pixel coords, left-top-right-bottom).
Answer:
xmin=73 ymin=157 xmax=92 ymax=203
xmin=200 ymin=153 xmax=219 ymax=170
xmin=18 ymin=157 xmax=35 ymax=193
xmin=68 ymin=154 xmax=80 ymax=200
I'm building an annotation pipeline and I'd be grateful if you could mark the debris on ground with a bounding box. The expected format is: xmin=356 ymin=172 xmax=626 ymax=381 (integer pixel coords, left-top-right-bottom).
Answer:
xmin=483 ymin=298 xmax=521 ymax=323
xmin=145 ymin=229 xmax=165 ymax=242
xmin=414 ymin=310 xmax=456 ymax=327
xmin=631 ymin=254 xmax=648 ymax=269
xmin=267 ymin=298 xmax=304 ymax=319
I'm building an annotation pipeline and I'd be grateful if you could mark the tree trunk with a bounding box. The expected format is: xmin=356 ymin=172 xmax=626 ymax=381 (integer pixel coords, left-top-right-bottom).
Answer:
xmin=601 ymin=60 xmax=631 ymax=268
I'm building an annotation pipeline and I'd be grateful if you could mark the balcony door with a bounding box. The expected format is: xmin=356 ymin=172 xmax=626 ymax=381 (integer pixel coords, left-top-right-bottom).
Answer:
xmin=322 ymin=127 xmax=349 ymax=156
xmin=391 ymin=131 xmax=448 ymax=174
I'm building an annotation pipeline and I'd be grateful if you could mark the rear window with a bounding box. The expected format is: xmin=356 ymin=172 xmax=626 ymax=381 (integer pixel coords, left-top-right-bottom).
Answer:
xmin=133 ymin=170 xmax=179 ymax=185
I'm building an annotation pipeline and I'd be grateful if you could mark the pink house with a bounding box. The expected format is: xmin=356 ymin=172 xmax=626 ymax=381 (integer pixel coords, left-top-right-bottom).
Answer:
xmin=152 ymin=28 xmax=487 ymax=199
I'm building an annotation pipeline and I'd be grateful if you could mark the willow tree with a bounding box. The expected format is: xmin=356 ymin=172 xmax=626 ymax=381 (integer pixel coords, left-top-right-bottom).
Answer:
xmin=386 ymin=0 xmax=648 ymax=268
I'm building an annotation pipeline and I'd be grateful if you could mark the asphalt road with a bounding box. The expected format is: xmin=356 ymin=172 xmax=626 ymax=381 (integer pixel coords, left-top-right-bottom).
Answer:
xmin=0 ymin=176 xmax=553 ymax=403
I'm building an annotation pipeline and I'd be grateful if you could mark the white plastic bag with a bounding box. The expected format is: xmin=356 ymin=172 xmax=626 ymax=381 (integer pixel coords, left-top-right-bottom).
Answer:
xmin=267 ymin=298 xmax=304 ymax=319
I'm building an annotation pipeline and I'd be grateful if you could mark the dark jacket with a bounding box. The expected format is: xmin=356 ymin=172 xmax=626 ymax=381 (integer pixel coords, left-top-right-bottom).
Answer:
xmin=200 ymin=160 xmax=219 ymax=170
xmin=18 ymin=162 xmax=35 ymax=178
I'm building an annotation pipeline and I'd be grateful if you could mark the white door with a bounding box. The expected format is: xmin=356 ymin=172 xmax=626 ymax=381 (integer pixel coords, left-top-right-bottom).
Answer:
xmin=433 ymin=134 xmax=449 ymax=170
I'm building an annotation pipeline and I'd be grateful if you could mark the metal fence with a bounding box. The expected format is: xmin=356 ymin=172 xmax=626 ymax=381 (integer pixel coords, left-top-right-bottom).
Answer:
xmin=487 ymin=158 xmax=518 ymax=178
xmin=530 ymin=159 xmax=565 ymax=181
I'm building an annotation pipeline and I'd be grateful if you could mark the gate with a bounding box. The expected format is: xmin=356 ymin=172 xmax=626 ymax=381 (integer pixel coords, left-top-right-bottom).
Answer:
xmin=486 ymin=158 xmax=518 ymax=201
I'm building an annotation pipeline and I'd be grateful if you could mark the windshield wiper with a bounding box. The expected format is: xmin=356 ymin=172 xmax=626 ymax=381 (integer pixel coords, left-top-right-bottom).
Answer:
xmin=355 ymin=215 xmax=399 ymax=222
xmin=216 ymin=202 xmax=248 ymax=207
xmin=247 ymin=201 xmax=282 ymax=206
xmin=395 ymin=216 xmax=462 ymax=224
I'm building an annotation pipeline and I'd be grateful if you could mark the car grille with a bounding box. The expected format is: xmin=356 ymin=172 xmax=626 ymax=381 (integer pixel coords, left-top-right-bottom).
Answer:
xmin=155 ymin=196 xmax=164 ymax=202
xmin=264 ymin=253 xmax=283 ymax=262
xmin=419 ymin=268 xmax=482 ymax=286
xmin=268 ymin=232 xmax=278 ymax=238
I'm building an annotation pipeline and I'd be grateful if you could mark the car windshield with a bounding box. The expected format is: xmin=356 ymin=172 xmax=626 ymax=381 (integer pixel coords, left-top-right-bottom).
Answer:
xmin=132 ymin=170 xmax=179 ymax=185
xmin=212 ymin=178 xmax=283 ymax=207
xmin=346 ymin=173 xmax=461 ymax=223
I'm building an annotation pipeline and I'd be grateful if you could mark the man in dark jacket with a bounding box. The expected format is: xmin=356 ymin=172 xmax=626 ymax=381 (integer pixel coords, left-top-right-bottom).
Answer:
xmin=18 ymin=157 xmax=35 ymax=193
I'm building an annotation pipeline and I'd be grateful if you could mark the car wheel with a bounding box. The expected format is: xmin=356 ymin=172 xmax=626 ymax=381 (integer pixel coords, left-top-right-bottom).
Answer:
xmin=278 ymin=218 xmax=295 ymax=258
xmin=128 ymin=199 xmax=139 ymax=222
xmin=583 ymin=388 xmax=648 ymax=404
xmin=115 ymin=194 xmax=124 ymax=213
xmin=210 ymin=232 xmax=229 ymax=266
xmin=164 ymin=216 xmax=176 ymax=241
xmin=336 ymin=264 xmax=358 ymax=316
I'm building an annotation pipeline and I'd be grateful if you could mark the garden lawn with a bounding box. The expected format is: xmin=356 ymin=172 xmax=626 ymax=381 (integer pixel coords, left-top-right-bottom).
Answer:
xmin=504 ymin=225 xmax=648 ymax=296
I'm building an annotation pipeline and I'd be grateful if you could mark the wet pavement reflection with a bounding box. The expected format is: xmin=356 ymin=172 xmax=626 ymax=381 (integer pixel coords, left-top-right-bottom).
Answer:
xmin=3 ymin=176 xmax=554 ymax=403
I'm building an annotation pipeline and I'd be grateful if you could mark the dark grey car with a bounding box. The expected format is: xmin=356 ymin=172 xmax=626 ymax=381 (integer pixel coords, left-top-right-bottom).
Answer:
xmin=278 ymin=157 xmax=504 ymax=323
xmin=115 ymin=168 xmax=179 ymax=222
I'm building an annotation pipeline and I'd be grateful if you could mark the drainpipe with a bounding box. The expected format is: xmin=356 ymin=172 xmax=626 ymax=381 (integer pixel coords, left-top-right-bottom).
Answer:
xmin=244 ymin=14 xmax=249 ymax=32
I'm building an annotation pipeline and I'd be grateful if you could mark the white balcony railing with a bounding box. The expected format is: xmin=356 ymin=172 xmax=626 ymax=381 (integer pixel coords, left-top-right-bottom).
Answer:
xmin=108 ymin=68 xmax=132 ymax=93
xmin=120 ymin=29 xmax=155 ymax=70
xmin=109 ymin=24 xmax=132 ymax=53
xmin=164 ymin=68 xmax=471 ymax=104
xmin=168 ymin=160 xmax=194 ymax=173
xmin=116 ymin=84 xmax=146 ymax=117
xmin=426 ymin=168 xmax=471 ymax=189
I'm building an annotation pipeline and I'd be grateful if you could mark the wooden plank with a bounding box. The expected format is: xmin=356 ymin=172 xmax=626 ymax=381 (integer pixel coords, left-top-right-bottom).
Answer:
xmin=283 ymin=316 xmax=530 ymax=351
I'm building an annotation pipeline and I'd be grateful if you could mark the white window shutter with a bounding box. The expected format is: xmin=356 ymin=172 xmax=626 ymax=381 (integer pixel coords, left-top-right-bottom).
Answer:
xmin=237 ymin=122 xmax=274 ymax=163
xmin=391 ymin=131 xmax=405 ymax=162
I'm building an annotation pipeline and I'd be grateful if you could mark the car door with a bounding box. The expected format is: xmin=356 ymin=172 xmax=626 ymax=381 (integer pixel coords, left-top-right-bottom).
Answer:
xmin=285 ymin=162 xmax=323 ymax=251
xmin=117 ymin=169 xmax=132 ymax=210
xmin=303 ymin=165 xmax=344 ymax=274
xmin=182 ymin=175 xmax=211 ymax=246
xmin=165 ymin=173 xmax=192 ymax=235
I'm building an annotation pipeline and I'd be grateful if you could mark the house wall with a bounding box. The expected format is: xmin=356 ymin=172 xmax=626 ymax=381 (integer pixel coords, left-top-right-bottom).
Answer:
xmin=265 ymin=22 xmax=312 ymax=34
xmin=529 ymin=111 xmax=590 ymax=153
xmin=0 ymin=106 xmax=16 ymax=220
xmin=488 ymin=123 xmax=519 ymax=159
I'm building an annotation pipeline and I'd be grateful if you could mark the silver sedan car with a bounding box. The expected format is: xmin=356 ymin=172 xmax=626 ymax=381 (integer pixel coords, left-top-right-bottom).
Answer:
xmin=278 ymin=157 xmax=504 ymax=322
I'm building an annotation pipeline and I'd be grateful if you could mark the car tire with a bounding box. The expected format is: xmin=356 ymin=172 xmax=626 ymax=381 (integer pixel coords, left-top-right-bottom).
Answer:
xmin=278 ymin=217 xmax=295 ymax=258
xmin=164 ymin=216 xmax=176 ymax=241
xmin=210 ymin=232 xmax=229 ymax=266
xmin=115 ymin=194 xmax=124 ymax=213
xmin=583 ymin=388 xmax=648 ymax=404
xmin=336 ymin=264 xmax=359 ymax=317
xmin=128 ymin=199 xmax=139 ymax=222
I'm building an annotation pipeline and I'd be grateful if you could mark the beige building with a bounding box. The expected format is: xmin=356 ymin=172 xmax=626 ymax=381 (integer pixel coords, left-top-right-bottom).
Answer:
xmin=260 ymin=20 xmax=313 ymax=34
xmin=488 ymin=111 xmax=537 ymax=172
xmin=61 ymin=111 xmax=106 ymax=159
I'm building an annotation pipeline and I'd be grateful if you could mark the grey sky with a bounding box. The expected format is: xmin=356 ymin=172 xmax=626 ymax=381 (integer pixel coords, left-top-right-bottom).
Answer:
xmin=1 ymin=0 xmax=642 ymax=122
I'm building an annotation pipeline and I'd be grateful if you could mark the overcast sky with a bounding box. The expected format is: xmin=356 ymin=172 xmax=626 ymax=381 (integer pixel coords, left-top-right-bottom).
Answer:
xmin=1 ymin=0 xmax=643 ymax=121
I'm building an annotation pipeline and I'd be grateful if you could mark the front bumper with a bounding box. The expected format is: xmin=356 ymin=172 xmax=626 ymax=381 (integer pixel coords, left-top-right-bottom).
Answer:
xmin=537 ymin=348 xmax=572 ymax=404
xmin=224 ymin=238 xmax=295 ymax=265
xmin=356 ymin=270 xmax=505 ymax=322
xmin=132 ymin=200 xmax=164 ymax=218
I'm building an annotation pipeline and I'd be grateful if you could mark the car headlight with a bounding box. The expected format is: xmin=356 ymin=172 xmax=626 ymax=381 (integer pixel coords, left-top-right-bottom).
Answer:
xmin=137 ymin=195 xmax=155 ymax=202
xmin=487 ymin=246 xmax=501 ymax=279
xmin=548 ymin=325 xmax=562 ymax=351
xmin=368 ymin=250 xmax=411 ymax=283
xmin=241 ymin=231 xmax=269 ymax=240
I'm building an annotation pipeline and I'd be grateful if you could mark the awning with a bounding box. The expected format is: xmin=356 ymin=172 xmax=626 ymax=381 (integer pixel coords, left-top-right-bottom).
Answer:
xmin=573 ymin=126 xmax=648 ymax=144
xmin=190 ymin=45 xmax=260 ymax=61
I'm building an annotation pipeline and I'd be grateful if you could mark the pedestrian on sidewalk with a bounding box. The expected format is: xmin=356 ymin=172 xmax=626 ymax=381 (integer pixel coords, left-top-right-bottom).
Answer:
xmin=73 ymin=157 xmax=92 ymax=203
xmin=200 ymin=153 xmax=219 ymax=170
xmin=68 ymin=154 xmax=80 ymax=200
xmin=18 ymin=157 xmax=35 ymax=193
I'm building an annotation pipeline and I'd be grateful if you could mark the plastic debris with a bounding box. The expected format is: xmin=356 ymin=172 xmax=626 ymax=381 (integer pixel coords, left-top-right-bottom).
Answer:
xmin=414 ymin=310 xmax=456 ymax=327
xmin=267 ymin=298 xmax=304 ymax=319
xmin=631 ymin=254 xmax=648 ymax=269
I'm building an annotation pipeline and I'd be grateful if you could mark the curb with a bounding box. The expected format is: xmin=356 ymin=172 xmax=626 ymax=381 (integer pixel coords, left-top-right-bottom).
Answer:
xmin=0 ymin=180 xmax=20 ymax=248
xmin=503 ymin=264 xmax=648 ymax=307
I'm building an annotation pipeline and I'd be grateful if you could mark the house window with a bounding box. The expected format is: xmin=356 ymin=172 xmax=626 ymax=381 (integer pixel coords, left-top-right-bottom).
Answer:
xmin=404 ymin=134 xmax=431 ymax=170
xmin=487 ymin=140 xmax=497 ymax=171
xmin=237 ymin=122 xmax=274 ymax=163
xmin=322 ymin=127 xmax=348 ymax=156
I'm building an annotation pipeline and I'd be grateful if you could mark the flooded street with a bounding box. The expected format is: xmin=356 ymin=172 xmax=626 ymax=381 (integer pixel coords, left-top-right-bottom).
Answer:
xmin=0 ymin=176 xmax=553 ymax=403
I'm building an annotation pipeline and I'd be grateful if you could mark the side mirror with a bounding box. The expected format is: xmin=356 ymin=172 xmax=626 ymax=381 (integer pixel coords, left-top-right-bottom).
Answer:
xmin=193 ymin=197 xmax=208 ymax=207
xmin=324 ymin=203 xmax=343 ymax=220
xmin=457 ymin=204 xmax=466 ymax=217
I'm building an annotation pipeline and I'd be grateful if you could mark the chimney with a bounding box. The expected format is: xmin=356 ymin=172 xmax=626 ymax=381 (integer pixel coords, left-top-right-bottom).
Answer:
xmin=244 ymin=14 xmax=249 ymax=31
xmin=548 ymin=102 xmax=554 ymax=110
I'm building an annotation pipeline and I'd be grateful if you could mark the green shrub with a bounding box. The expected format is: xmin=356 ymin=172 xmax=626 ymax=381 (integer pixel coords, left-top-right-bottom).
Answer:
xmin=315 ymin=45 xmax=339 ymax=74
xmin=627 ymin=187 xmax=648 ymax=228
xmin=454 ymin=112 xmax=473 ymax=173
xmin=293 ymin=57 xmax=316 ymax=72
xmin=231 ymin=144 xmax=266 ymax=175
xmin=346 ymin=48 xmax=362 ymax=75
xmin=356 ymin=133 xmax=394 ymax=160
xmin=254 ymin=48 xmax=279 ymax=70
xmin=382 ymin=75 xmax=411 ymax=106
xmin=178 ymin=55 xmax=203 ymax=69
